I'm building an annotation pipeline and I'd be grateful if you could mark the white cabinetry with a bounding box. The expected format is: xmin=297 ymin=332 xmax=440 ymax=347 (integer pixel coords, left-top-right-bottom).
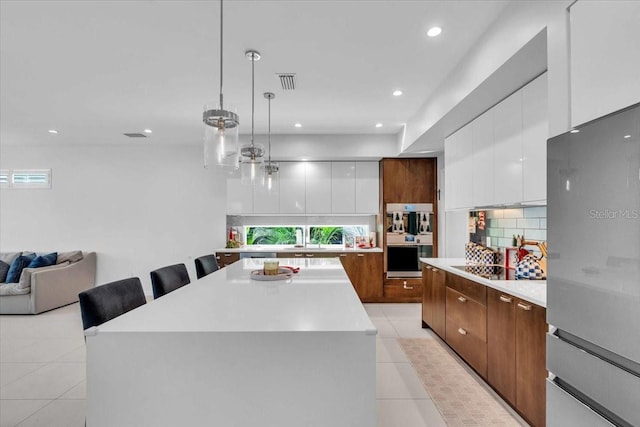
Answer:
xmin=522 ymin=73 xmax=547 ymax=202
xmin=472 ymin=109 xmax=494 ymax=207
xmin=444 ymin=124 xmax=473 ymax=210
xmin=355 ymin=162 xmax=379 ymax=214
xmin=444 ymin=74 xmax=548 ymax=210
xmin=493 ymin=90 xmax=523 ymax=205
xmin=279 ymin=162 xmax=306 ymax=214
xmin=226 ymin=176 xmax=253 ymax=214
xmin=331 ymin=162 xmax=356 ymax=214
xmin=305 ymin=162 xmax=332 ymax=214
xmin=252 ymin=178 xmax=279 ymax=214
xmin=570 ymin=1 xmax=640 ymax=127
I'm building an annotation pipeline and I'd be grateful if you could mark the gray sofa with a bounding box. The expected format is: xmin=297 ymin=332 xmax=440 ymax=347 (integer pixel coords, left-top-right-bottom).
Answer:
xmin=0 ymin=251 xmax=96 ymax=314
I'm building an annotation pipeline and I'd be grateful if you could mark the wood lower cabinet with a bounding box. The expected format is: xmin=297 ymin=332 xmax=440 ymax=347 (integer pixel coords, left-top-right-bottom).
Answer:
xmin=383 ymin=278 xmax=422 ymax=301
xmin=487 ymin=287 xmax=547 ymax=427
xmin=216 ymin=252 xmax=240 ymax=268
xmin=445 ymin=286 xmax=487 ymax=378
xmin=340 ymin=252 xmax=383 ymax=302
xmin=422 ymin=264 xmax=446 ymax=339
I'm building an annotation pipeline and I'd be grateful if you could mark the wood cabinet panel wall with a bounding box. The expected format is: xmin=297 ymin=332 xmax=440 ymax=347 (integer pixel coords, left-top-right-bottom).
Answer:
xmin=422 ymin=269 xmax=547 ymax=426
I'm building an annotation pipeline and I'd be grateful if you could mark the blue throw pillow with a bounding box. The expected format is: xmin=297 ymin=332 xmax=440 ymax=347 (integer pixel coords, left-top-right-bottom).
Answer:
xmin=28 ymin=252 xmax=58 ymax=269
xmin=0 ymin=260 xmax=10 ymax=283
xmin=6 ymin=253 xmax=36 ymax=283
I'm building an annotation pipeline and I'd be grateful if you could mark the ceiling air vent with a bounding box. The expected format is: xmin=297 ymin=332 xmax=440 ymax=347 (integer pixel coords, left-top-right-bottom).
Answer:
xmin=123 ymin=133 xmax=147 ymax=138
xmin=277 ymin=73 xmax=296 ymax=90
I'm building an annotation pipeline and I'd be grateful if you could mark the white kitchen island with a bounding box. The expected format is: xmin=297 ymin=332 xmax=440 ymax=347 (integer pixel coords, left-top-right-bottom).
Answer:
xmin=85 ymin=258 xmax=377 ymax=427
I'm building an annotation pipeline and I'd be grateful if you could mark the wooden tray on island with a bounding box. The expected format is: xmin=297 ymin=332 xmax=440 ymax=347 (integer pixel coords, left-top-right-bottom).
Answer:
xmin=250 ymin=268 xmax=294 ymax=281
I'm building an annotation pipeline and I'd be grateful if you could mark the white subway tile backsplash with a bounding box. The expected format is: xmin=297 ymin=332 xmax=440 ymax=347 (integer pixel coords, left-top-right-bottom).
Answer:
xmin=523 ymin=229 xmax=547 ymax=241
xmin=503 ymin=208 xmax=524 ymax=218
xmin=517 ymin=218 xmax=540 ymax=229
xmin=523 ymin=206 xmax=547 ymax=218
xmin=497 ymin=219 xmax=517 ymax=228
xmin=472 ymin=206 xmax=546 ymax=250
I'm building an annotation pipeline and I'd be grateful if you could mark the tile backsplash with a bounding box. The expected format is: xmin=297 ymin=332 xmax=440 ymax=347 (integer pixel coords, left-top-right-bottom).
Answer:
xmin=470 ymin=207 xmax=547 ymax=251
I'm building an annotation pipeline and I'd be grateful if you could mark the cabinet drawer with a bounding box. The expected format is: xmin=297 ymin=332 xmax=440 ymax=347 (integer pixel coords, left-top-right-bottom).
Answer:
xmin=445 ymin=287 xmax=487 ymax=340
xmin=446 ymin=273 xmax=486 ymax=305
xmin=445 ymin=317 xmax=488 ymax=378
xmin=384 ymin=280 xmax=422 ymax=299
xmin=217 ymin=253 xmax=240 ymax=267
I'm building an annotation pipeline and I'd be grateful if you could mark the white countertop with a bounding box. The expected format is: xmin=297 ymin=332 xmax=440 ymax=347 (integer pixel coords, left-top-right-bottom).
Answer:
xmin=96 ymin=258 xmax=377 ymax=334
xmin=420 ymin=257 xmax=547 ymax=308
xmin=216 ymin=246 xmax=383 ymax=253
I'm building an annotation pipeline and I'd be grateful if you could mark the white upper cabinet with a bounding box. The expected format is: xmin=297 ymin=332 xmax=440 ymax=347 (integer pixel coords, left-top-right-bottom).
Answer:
xmin=305 ymin=162 xmax=332 ymax=214
xmin=472 ymin=108 xmax=494 ymax=207
xmin=444 ymin=74 xmax=548 ymax=210
xmin=493 ymin=90 xmax=523 ymax=205
xmin=522 ymin=73 xmax=547 ymax=202
xmin=226 ymin=175 xmax=253 ymax=215
xmin=355 ymin=162 xmax=379 ymax=214
xmin=252 ymin=171 xmax=280 ymax=214
xmin=331 ymin=162 xmax=356 ymax=214
xmin=444 ymin=124 xmax=473 ymax=210
xmin=279 ymin=162 xmax=306 ymax=214
xmin=570 ymin=1 xmax=640 ymax=127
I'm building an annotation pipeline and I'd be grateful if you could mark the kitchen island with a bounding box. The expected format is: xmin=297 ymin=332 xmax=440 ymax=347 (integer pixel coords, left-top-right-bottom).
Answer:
xmin=85 ymin=258 xmax=377 ymax=427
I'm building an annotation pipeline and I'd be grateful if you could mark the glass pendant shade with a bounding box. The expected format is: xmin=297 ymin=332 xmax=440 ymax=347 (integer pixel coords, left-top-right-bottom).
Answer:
xmin=239 ymin=143 xmax=265 ymax=185
xmin=203 ymin=104 xmax=239 ymax=168
xmin=262 ymin=162 xmax=279 ymax=194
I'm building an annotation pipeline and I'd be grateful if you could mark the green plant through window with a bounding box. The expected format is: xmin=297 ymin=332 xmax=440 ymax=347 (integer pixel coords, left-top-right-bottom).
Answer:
xmin=246 ymin=227 xmax=298 ymax=245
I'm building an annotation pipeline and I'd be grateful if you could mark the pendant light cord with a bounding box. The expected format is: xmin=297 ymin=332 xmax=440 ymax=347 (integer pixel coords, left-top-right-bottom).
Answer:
xmin=267 ymin=96 xmax=271 ymax=164
xmin=219 ymin=0 xmax=224 ymax=110
xmin=251 ymin=54 xmax=255 ymax=148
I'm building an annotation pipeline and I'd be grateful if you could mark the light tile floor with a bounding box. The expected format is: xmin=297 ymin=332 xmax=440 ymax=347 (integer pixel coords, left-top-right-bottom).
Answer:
xmin=0 ymin=303 xmax=516 ymax=427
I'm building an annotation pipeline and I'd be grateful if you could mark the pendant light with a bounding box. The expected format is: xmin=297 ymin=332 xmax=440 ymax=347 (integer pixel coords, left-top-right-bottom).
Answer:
xmin=262 ymin=92 xmax=279 ymax=194
xmin=203 ymin=0 xmax=239 ymax=168
xmin=239 ymin=49 xmax=265 ymax=185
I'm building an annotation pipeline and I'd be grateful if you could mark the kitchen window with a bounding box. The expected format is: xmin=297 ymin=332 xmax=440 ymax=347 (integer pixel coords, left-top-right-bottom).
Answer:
xmin=0 ymin=169 xmax=52 ymax=189
xmin=243 ymin=225 xmax=369 ymax=247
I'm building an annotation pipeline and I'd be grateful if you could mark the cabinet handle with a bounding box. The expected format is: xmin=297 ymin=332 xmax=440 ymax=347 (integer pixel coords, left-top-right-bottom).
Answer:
xmin=339 ymin=254 xmax=347 ymax=257
xmin=457 ymin=296 xmax=467 ymax=303
xmin=517 ymin=302 xmax=532 ymax=311
xmin=403 ymin=281 xmax=414 ymax=290
xmin=294 ymin=253 xmax=304 ymax=257
xmin=425 ymin=266 xmax=432 ymax=270
xmin=306 ymin=254 xmax=314 ymax=257
xmin=432 ymin=268 xmax=438 ymax=272
xmin=458 ymin=328 xmax=467 ymax=336
xmin=357 ymin=253 xmax=365 ymax=257
xmin=216 ymin=256 xmax=221 ymax=260
xmin=499 ymin=295 xmax=513 ymax=303
xmin=224 ymin=253 xmax=232 ymax=257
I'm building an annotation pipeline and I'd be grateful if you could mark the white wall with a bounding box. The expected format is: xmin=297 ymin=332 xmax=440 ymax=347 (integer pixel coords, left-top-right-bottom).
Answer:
xmin=0 ymin=144 xmax=228 ymax=295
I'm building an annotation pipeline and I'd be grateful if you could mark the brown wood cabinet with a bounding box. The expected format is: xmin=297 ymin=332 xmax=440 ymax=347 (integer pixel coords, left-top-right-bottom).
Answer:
xmin=216 ymin=252 xmax=240 ymax=268
xmin=487 ymin=287 xmax=547 ymax=427
xmin=421 ymin=264 xmax=446 ymax=339
xmin=380 ymin=158 xmax=436 ymax=204
xmin=445 ymin=285 xmax=488 ymax=378
xmin=340 ymin=252 xmax=383 ymax=302
xmin=383 ymin=278 xmax=422 ymax=301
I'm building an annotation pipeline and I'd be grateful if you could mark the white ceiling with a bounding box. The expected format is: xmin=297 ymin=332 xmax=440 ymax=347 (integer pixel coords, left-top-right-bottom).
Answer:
xmin=0 ymin=0 xmax=510 ymax=147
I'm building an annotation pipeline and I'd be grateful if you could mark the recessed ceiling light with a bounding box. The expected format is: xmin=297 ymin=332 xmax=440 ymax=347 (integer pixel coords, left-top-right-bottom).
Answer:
xmin=143 ymin=129 xmax=152 ymax=134
xmin=375 ymin=123 xmax=383 ymax=128
xmin=48 ymin=129 xmax=58 ymax=134
xmin=624 ymin=134 xmax=631 ymax=139
xmin=570 ymin=129 xmax=580 ymax=133
xmin=294 ymin=123 xmax=302 ymax=128
xmin=427 ymin=26 xmax=442 ymax=37
xmin=392 ymin=90 xmax=403 ymax=97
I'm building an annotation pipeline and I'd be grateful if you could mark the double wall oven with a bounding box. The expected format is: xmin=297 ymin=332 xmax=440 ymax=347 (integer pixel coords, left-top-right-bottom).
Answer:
xmin=385 ymin=203 xmax=433 ymax=278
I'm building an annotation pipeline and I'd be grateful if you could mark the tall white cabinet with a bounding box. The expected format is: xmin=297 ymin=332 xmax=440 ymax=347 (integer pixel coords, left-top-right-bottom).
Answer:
xmin=331 ymin=162 xmax=356 ymax=214
xmin=305 ymin=162 xmax=332 ymax=214
xmin=355 ymin=162 xmax=379 ymax=214
xmin=444 ymin=73 xmax=548 ymax=210
xmin=570 ymin=1 xmax=640 ymax=127
xmin=279 ymin=162 xmax=306 ymax=214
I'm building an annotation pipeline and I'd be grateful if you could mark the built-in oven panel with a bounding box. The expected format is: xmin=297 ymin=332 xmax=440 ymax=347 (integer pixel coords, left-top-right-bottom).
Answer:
xmin=386 ymin=245 xmax=432 ymax=278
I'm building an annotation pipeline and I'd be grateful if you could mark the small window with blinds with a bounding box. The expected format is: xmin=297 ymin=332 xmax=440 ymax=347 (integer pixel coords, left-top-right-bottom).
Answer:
xmin=1 ymin=169 xmax=52 ymax=189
